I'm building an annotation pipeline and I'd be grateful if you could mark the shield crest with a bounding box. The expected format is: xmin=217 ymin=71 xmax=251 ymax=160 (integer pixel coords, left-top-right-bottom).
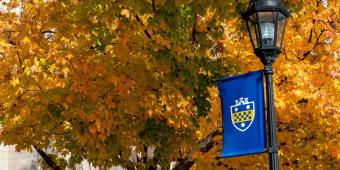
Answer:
xmin=230 ymin=97 xmax=255 ymax=132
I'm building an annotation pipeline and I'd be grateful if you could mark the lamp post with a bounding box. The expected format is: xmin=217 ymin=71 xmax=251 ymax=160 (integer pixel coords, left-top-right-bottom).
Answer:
xmin=241 ymin=0 xmax=290 ymax=169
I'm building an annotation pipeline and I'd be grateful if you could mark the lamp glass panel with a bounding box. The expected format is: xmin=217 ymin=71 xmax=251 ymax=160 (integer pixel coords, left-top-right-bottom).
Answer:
xmin=247 ymin=13 xmax=260 ymax=49
xmin=255 ymin=0 xmax=277 ymax=7
xmin=276 ymin=12 xmax=287 ymax=48
xmin=258 ymin=12 xmax=275 ymax=47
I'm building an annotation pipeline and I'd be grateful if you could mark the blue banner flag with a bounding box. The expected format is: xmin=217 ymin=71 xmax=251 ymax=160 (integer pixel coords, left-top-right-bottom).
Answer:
xmin=218 ymin=70 xmax=266 ymax=157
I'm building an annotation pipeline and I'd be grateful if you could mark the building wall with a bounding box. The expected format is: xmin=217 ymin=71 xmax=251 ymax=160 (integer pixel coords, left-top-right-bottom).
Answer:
xmin=0 ymin=144 xmax=125 ymax=170
xmin=0 ymin=144 xmax=39 ymax=170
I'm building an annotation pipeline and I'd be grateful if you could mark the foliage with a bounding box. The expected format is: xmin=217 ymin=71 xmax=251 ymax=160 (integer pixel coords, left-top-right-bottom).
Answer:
xmin=0 ymin=0 xmax=339 ymax=169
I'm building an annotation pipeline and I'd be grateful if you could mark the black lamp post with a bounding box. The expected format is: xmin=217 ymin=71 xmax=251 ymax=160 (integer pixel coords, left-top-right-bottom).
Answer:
xmin=241 ymin=0 xmax=290 ymax=169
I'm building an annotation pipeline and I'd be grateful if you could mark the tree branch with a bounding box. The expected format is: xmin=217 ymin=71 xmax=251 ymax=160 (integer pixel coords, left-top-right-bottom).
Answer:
xmin=16 ymin=50 xmax=22 ymax=66
xmin=41 ymin=30 xmax=55 ymax=34
xmin=299 ymin=29 xmax=325 ymax=61
xmin=152 ymin=0 xmax=156 ymax=13
xmin=16 ymin=50 xmax=25 ymax=72
xmin=173 ymin=128 xmax=222 ymax=170
xmin=135 ymin=14 xmax=152 ymax=39
xmin=33 ymin=145 xmax=61 ymax=170
xmin=0 ymin=30 xmax=17 ymax=35
xmin=44 ymin=130 xmax=71 ymax=136
xmin=191 ymin=14 xmax=197 ymax=43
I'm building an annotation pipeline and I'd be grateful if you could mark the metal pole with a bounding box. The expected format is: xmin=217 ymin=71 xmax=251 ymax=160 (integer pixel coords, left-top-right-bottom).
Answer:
xmin=264 ymin=64 xmax=279 ymax=170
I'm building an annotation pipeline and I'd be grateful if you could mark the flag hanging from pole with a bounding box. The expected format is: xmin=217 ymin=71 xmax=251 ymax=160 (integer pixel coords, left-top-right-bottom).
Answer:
xmin=218 ymin=70 xmax=266 ymax=157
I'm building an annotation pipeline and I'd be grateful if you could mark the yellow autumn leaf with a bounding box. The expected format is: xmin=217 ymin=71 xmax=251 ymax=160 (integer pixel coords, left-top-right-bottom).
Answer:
xmin=22 ymin=37 xmax=31 ymax=44
xmin=10 ymin=78 xmax=20 ymax=86
xmin=62 ymin=67 xmax=70 ymax=76
xmin=121 ymin=9 xmax=130 ymax=18
xmin=39 ymin=58 xmax=46 ymax=65
xmin=61 ymin=36 xmax=70 ymax=43
xmin=196 ymin=130 xmax=202 ymax=140
xmin=0 ymin=39 xmax=10 ymax=46
xmin=63 ymin=121 xmax=72 ymax=130
xmin=24 ymin=67 xmax=31 ymax=75
xmin=293 ymin=89 xmax=304 ymax=97
xmin=48 ymin=63 xmax=57 ymax=73
xmin=168 ymin=118 xmax=174 ymax=124
xmin=11 ymin=115 xmax=21 ymax=123
xmin=65 ymin=54 xmax=74 ymax=60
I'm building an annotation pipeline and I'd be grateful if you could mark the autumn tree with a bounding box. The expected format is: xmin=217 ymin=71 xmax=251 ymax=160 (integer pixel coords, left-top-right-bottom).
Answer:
xmin=0 ymin=0 xmax=339 ymax=169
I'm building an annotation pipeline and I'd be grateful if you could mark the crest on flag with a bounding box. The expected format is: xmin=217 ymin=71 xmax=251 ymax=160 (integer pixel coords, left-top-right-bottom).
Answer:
xmin=230 ymin=97 xmax=255 ymax=132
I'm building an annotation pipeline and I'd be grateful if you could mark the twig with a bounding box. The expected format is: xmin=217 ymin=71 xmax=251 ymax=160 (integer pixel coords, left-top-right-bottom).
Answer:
xmin=135 ymin=14 xmax=152 ymax=39
xmin=152 ymin=0 xmax=156 ymax=12
xmin=299 ymin=29 xmax=325 ymax=61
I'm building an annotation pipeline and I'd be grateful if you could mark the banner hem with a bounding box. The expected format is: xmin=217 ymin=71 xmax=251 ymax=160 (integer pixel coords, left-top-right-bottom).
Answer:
xmin=220 ymin=149 xmax=266 ymax=158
